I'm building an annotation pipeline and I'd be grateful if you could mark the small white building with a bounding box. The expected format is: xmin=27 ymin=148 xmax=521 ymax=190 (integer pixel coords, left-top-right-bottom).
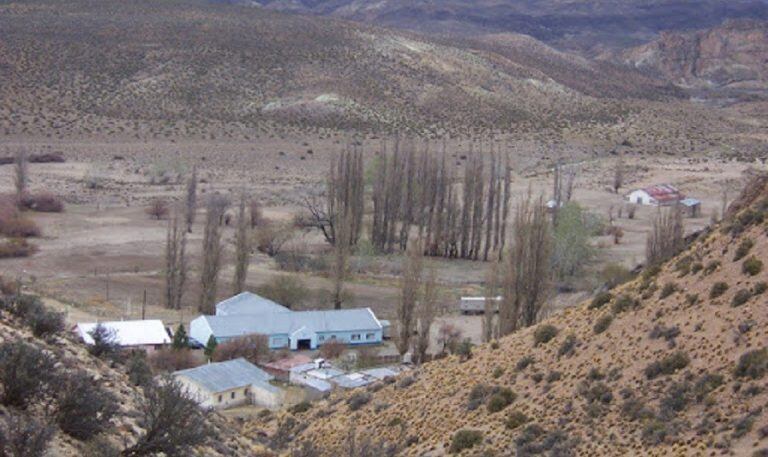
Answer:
xmin=459 ymin=296 xmax=501 ymax=314
xmin=627 ymin=184 xmax=684 ymax=206
xmin=174 ymin=358 xmax=284 ymax=410
xmin=76 ymin=320 xmax=171 ymax=353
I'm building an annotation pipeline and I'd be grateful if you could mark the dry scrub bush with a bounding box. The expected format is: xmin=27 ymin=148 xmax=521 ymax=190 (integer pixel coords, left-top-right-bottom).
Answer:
xmin=742 ymin=256 xmax=763 ymax=276
xmin=731 ymin=289 xmax=753 ymax=307
xmin=593 ymin=314 xmax=613 ymax=334
xmin=710 ymin=281 xmax=729 ymax=299
xmin=145 ymin=198 xmax=170 ymax=220
xmin=149 ymin=348 xmax=197 ymax=372
xmin=0 ymin=341 xmax=56 ymax=408
xmin=211 ymin=334 xmax=269 ymax=364
xmin=533 ymin=324 xmax=558 ymax=346
xmin=319 ymin=339 xmax=345 ymax=360
xmin=735 ymin=348 xmax=768 ymax=380
xmin=645 ymin=351 xmax=690 ymax=379
xmin=0 ymin=413 xmax=53 ymax=457
xmin=0 ymin=239 xmax=38 ymax=258
xmin=450 ymin=429 xmax=483 ymax=453
xmin=19 ymin=192 xmax=64 ymax=212
xmin=55 ymin=370 xmax=117 ymax=440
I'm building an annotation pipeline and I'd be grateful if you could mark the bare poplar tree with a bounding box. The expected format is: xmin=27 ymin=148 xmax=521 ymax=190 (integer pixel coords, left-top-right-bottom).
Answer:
xmin=482 ymin=257 xmax=500 ymax=342
xmin=499 ymin=191 xmax=553 ymax=335
xmin=185 ymin=166 xmax=198 ymax=233
xmin=14 ymin=149 xmax=28 ymax=202
xmin=233 ymin=193 xmax=251 ymax=294
xmin=331 ymin=213 xmax=352 ymax=310
xmin=396 ymin=240 xmax=422 ymax=356
xmin=164 ymin=208 xmax=187 ymax=310
xmin=613 ymin=157 xmax=624 ymax=194
xmin=199 ymin=195 xmax=228 ymax=313
xmin=645 ymin=205 xmax=684 ymax=266
xmin=413 ymin=261 xmax=437 ymax=365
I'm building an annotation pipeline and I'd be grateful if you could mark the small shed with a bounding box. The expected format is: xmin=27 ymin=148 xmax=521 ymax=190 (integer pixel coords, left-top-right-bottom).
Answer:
xmin=680 ymin=198 xmax=702 ymax=218
xmin=260 ymin=354 xmax=313 ymax=381
xmin=627 ymin=184 xmax=684 ymax=206
xmin=76 ymin=320 xmax=171 ymax=353
xmin=174 ymin=358 xmax=284 ymax=410
xmin=460 ymin=296 xmax=501 ymax=315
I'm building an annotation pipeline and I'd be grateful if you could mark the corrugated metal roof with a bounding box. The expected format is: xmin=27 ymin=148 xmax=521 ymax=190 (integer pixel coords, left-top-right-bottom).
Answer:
xmin=642 ymin=184 xmax=683 ymax=201
xmin=334 ymin=373 xmax=374 ymax=388
xmin=174 ymin=358 xmax=276 ymax=393
xmin=202 ymin=308 xmax=382 ymax=338
xmin=216 ymin=292 xmax=291 ymax=316
xmin=77 ymin=320 xmax=170 ymax=347
xmin=361 ymin=367 xmax=398 ymax=380
xmin=680 ymin=198 xmax=701 ymax=207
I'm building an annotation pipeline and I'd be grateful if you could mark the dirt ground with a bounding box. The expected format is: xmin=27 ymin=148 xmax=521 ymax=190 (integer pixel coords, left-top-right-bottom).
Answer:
xmin=0 ymin=138 xmax=756 ymax=350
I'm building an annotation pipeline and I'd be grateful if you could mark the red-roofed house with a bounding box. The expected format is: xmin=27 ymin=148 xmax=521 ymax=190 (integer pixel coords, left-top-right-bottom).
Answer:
xmin=627 ymin=184 xmax=684 ymax=206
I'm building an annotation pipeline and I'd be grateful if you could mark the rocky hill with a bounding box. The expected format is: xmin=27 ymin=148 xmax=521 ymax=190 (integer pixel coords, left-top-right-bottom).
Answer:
xmin=255 ymin=0 xmax=768 ymax=54
xmin=0 ymin=0 xmax=703 ymax=141
xmin=272 ymin=176 xmax=768 ymax=455
xmin=618 ymin=19 xmax=768 ymax=93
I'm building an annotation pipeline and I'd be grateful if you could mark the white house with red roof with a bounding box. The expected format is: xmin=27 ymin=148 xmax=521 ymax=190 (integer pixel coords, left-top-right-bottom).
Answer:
xmin=627 ymin=184 xmax=684 ymax=206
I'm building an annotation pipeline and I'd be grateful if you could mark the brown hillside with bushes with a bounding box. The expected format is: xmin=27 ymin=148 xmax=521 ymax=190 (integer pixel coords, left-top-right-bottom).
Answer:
xmin=266 ymin=178 xmax=768 ymax=455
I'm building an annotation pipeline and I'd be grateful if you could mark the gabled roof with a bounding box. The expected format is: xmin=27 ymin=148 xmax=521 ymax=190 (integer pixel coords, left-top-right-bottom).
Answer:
xmin=174 ymin=358 xmax=276 ymax=393
xmin=76 ymin=320 xmax=171 ymax=347
xmin=640 ymin=184 xmax=683 ymax=202
xmin=215 ymin=292 xmax=291 ymax=316
xmin=200 ymin=308 xmax=383 ymax=339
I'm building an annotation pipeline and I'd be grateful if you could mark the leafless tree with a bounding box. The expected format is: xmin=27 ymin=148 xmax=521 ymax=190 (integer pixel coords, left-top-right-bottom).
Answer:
xmin=184 ymin=166 xmax=197 ymax=233
xmin=613 ymin=156 xmax=624 ymax=194
xmin=14 ymin=150 xmax=28 ymax=203
xmin=233 ymin=193 xmax=251 ymax=294
xmin=198 ymin=195 xmax=228 ymax=313
xmin=396 ymin=240 xmax=422 ymax=356
xmin=146 ymin=198 xmax=170 ymax=220
xmin=482 ymin=257 xmax=500 ymax=342
xmin=249 ymin=198 xmax=263 ymax=228
xmin=499 ymin=191 xmax=553 ymax=335
xmin=164 ymin=209 xmax=187 ymax=310
xmin=413 ymin=262 xmax=437 ymax=364
xmin=645 ymin=205 xmax=684 ymax=266
xmin=331 ymin=213 xmax=352 ymax=310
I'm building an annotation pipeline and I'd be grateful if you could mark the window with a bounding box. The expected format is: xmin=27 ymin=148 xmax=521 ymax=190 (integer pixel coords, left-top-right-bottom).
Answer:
xmin=230 ymin=392 xmax=235 ymax=400
xmin=218 ymin=395 xmax=222 ymax=403
xmin=366 ymin=333 xmax=375 ymax=340
xmin=351 ymin=334 xmax=361 ymax=341
xmin=244 ymin=388 xmax=249 ymax=396
xmin=318 ymin=335 xmax=325 ymax=342
xmin=330 ymin=335 xmax=336 ymax=340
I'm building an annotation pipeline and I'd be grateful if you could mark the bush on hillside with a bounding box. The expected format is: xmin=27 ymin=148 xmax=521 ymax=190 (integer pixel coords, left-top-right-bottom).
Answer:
xmin=0 ymin=238 xmax=38 ymax=258
xmin=0 ymin=413 xmax=54 ymax=457
xmin=533 ymin=324 xmax=558 ymax=346
xmin=347 ymin=391 xmax=371 ymax=411
xmin=19 ymin=192 xmax=64 ymax=213
xmin=593 ymin=314 xmax=613 ymax=334
xmin=742 ymin=256 xmax=763 ymax=276
xmin=644 ymin=351 xmax=690 ymax=379
xmin=710 ymin=282 xmax=729 ymax=299
xmin=754 ymin=281 xmax=768 ymax=295
xmin=735 ymin=348 xmax=768 ymax=380
xmin=704 ymin=260 xmax=721 ymax=275
xmin=0 ymin=341 xmax=56 ymax=408
xmin=26 ymin=308 xmax=65 ymax=338
xmin=505 ymin=411 xmax=530 ymax=430
xmin=659 ymin=282 xmax=677 ymax=299
xmin=558 ymin=334 xmax=578 ymax=357
xmin=612 ymin=295 xmax=639 ymax=313
xmin=449 ymin=429 xmax=483 ymax=453
xmin=731 ymin=289 xmax=753 ymax=307
xmin=55 ymin=371 xmax=118 ymax=440
xmin=734 ymin=238 xmax=754 ymax=261
xmin=589 ymin=292 xmax=612 ymax=310
xmin=87 ymin=324 xmax=120 ymax=359
xmin=486 ymin=388 xmax=516 ymax=413
xmin=127 ymin=352 xmax=153 ymax=387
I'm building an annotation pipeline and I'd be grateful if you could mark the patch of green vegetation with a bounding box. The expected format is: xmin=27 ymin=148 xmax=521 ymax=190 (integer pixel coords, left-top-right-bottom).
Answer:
xmin=734 ymin=238 xmax=754 ymax=261
xmin=593 ymin=314 xmax=613 ymax=334
xmin=735 ymin=348 xmax=768 ymax=380
xmin=505 ymin=411 xmax=530 ymax=430
xmin=644 ymin=351 xmax=690 ymax=379
xmin=533 ymin=324 xmax=558 ymax=346
xmin=557 ymin=334 xmax=577 ymax=358
xmin=704 ymin=260 xmax=721 ymax=275
xmin=612 ymin=295 xmax=639 ymax=313
xmin=589 ymin=292 xmax=613 ymax=310
xmin=487 ymin=388 xmax=516 ymax=413
xmin=731 ymin=289 xmax=753 ymax=307
xmin=449 ymin=429 xmax=483 ymax=453
xmin=659 ymin=282 xmax=677 ymax=299
xmin=710 ymin=281 xmax=729 ymax=299
xmin=742 ymin=256 xmax=763 ymax=276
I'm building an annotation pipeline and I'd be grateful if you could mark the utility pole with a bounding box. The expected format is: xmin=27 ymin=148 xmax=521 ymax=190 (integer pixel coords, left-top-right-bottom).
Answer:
xmin=142 ymin=289 xmax=147 ymax=320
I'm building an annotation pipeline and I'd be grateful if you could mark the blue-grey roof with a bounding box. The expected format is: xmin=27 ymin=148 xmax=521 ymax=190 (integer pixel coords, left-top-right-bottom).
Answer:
xmin=680 ymin=198 xmax=701 ymax=207
xmin=202 ymin=308 xmax=382 ymax=339
xmin=215 ymin=292 xmax=291 ymax=316
xmin=174 ymin=358 xmax=275 ymax=393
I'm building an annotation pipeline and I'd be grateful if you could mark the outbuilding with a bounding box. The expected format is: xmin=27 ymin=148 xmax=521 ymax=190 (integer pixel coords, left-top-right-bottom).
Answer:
xmin=627 ymin=184 xmax=684 ymax=206
xmin=173 ymin=358 xmax=284 ymax=410
xmin=76 ymin=320 xmax=171 ymax=353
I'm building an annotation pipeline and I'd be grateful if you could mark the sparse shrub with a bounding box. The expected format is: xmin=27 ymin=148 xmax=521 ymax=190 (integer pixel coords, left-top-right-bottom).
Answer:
xmin=674 ymin=256 xmax=691 ymax=276
xmin=546 ymin=371 xmax=562 ymax=383
xmin=456 ymin=339 xmax=473 ymax=361
xmin=649 ymin=324 xmax=680 ymax=342
xmin=0 ymin=341 xmax=56 ymax=408
xmin=148 ymin=349 xmax=197 ymax=373
xmin=397 ymin=376 xmax=415 ymax=389
xmin=318 ymin=339 xmax=345 ymax=360
xmin=55 ymin=371 xmax=117 ymax=440
xmin=621 ymin=397 xmax=653 ymax=422
xmin=490 ymin=340 xmax=499 ymax=350
xmin=516 ymin=355 xmax=534 ymax=371
xmin=732 ymin=414 xmax=756 ymax=439
xmin=26 ymin=308 xmax=64 ymax=338
xmin=612 ymin=294 xmax=638 ymax=313
xmin=211 ymin=334 xmax=269 ymax=364
xmin=690 ymin=262 xmax=703 ymax=275
xmin=19 ymin=192 xmax=64 ymax=213
xmin=734 ymin=238 xmax=754 ymax=261
xmin=0 ymin=217 xmax=40 ymax=238
xmin=558 ymin=334 xmax=577 ymax=357
xmin=505 ymin=411 xmax=530 ymax=430
xmin=0 ymin=413 xmax=54 ymax=457
xmin=734 ymin=348 xmax=768 ymax=380
xmin=487 ymin=388 xmax=516 ymax=413
xmin=660 ymin=382 xmax=691 ymax=416
xmin=593 ymin=314 xmax=613 ymax=334
xmin=641 ymin=418 xmax=676 ymax=445
xmin=685 ymin=293 xmax=699 ymax=306
xmin=754 ymin=281 xmax=768 ymax=295
xmin=704 ymin=260 xmax=721 ymax=275
xmin=742 ymin=256 xmax=763 ymax=276
xmin=732 ymin=289 xmax=753 ymax=307
xmin=255 ymin=222 xmax=295 ymax=258
xmin=0 ymin=239 xmax=39 ymax=258
xmin=589 ymin=292 xmax=612 ymax=310
xmin=587 ymin=367 xmax=605 ymax=381
xmin=256 ymin=275 xmax=309 ymax=309
xmin=600 ymin=264 xmax=632 ymax=289
xmin=710 ymin=281 xmax=729 ymax=299
xmin=289 ymin=401 xmax=311 ymax=415
xmin=87 ymin=324 xmax=120 ymax=359
xmin=659 ymin=282 xmax=677 ymax=299
xmin=347 ymin=391 xmax=371 ymax=411
xmin=127 ymin=352 xmax=153 ymax=387
xmin=449 ymin=429 xmax=482 ymax=453
xmin=533 ymin=324 xmax=558 ymax=346
xmin=145 ymin=198 xmax=169 ymax=220
xmin=492 ymin=367 xmax=504 ymax=379
xmin=644 ymin=351 xmax=690 ymax=379
xmin=642 ymin=264 xmax=662 ymax=281
xmin=122 ymin=379 xmax=212 ymax=457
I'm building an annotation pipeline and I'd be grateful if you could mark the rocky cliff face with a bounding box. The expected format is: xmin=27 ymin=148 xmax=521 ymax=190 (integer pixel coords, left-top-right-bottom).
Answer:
xmin=620 ymin=19 xmax=768 ymax=91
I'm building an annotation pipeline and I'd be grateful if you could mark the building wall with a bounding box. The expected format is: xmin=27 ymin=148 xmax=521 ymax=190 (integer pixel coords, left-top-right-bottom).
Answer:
xmin=628 ymin=190 xmax=654 ymax=205
xmin=315 ymin=329 xmax=382 ymax=346
xmin=250 ymin=383 xmax=284 ymax=409
xmin=175 ymin=376 xmax=252 ymax=410
xmin=189 ymin=317 xmax=213 ymax=346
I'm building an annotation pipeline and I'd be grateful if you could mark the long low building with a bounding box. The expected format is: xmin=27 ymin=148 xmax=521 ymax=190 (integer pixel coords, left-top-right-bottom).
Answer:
xmin=190 ymin=300 xmax=385 ymax=350
xmin=76 ymin=320 xmax=171 ymax=353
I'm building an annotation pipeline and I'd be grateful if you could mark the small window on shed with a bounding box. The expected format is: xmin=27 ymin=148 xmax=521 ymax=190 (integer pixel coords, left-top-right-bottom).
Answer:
xmin=218 ymin=395 xmax=222 ymax=403
xmin=231 ymin=392 xmax=235 ymax=400
xmin=351 ymin=334 xmax=361 ymax=341
xmin=366 ymin=333 xmax=375 ymax=340
xmin=318 ymin=335 xmax=325 ymax=342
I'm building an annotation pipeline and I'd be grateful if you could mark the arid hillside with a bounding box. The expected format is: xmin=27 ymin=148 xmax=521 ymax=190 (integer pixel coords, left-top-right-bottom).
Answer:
xmin=619 ymin=19 xmax=768 ymax=93
xmin=0 ymin=0 xmax=709 ymax=141
xmin=272 ymin=177 xmax=768 ymax=455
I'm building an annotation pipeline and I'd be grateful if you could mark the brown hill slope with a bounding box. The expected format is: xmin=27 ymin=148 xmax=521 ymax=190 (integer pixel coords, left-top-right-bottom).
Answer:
xmin=0 ymin=0 xmax=689 ymax=139
xmin=618 ymin=19 xmax=768 ymax=93
xmin=274 ymin=178 xmax=768 ymax=455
